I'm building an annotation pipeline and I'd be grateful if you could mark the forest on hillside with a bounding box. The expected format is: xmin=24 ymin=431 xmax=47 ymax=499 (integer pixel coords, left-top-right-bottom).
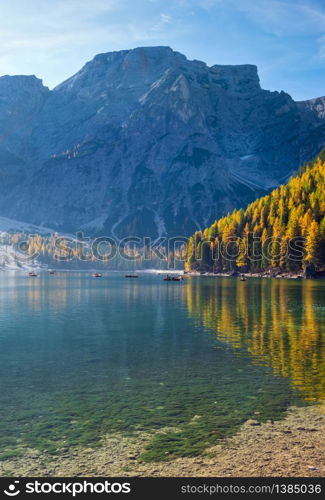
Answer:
xmin=186 ymin=149 xmax=325 ymax=276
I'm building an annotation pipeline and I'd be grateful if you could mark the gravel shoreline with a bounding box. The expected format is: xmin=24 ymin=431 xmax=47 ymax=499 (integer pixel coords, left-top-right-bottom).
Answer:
xmin=1 ymin=405 xmax=324 ymax=477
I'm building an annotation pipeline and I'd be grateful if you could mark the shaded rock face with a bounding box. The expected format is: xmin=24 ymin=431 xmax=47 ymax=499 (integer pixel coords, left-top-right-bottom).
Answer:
xmin=0 ymin=76 xmax=49 ymax=196
xmin=0 ymin=46 xmax=324 ymax=238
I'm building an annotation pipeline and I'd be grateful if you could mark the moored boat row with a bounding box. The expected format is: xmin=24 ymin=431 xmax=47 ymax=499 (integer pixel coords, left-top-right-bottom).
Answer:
xmin=27 ymin=272 xmax=186 ymax=281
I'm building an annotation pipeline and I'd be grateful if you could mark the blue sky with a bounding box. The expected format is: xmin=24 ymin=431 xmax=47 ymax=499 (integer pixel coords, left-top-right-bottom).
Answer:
xmin=0 ymin=0 xmax=324 ymax=100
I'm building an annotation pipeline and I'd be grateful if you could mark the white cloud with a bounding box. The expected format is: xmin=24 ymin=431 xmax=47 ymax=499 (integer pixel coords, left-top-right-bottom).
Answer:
xmin=161 ymin=13 xmax=172 ymax=24
xmin=151 ymin=12 xmax=173 ymax=31
xmin=318 ymin=36 xmax=325 ymax=59
xmin=203 ymin=0 xmax=325 ymax=36
xmin=246 ymin=1 xmax=324 ymax=35
xmin=0 ymin=0 xmax=123 ymax=52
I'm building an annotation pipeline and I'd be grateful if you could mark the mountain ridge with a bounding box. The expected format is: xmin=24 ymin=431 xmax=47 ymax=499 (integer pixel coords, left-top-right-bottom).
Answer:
xmin=0 ymin=46 xmax=324 ymax=238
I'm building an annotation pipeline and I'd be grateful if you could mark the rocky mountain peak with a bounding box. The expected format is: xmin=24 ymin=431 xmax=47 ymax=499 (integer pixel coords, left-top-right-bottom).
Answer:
xmin=0 ymin=74 xmax=47 ymax=90
xmin=0 ymin=75 xmax=48 ymax=109
xmin=0 ymin=75 xmax=49 ymax=167
xmin=55 ymin=46 xmax=184 ymax=93
xmin=210 ymin=63 xmax=260 ymax=92
xmin=0 ymin=47 xmax=324 ymax=239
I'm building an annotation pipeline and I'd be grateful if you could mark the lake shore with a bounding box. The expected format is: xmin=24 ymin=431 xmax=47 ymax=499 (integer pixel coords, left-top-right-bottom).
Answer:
xmin=1 ymin=405 xmax=324 ymax=478
xmin=186 ymin=270 xmax=324 ymax=280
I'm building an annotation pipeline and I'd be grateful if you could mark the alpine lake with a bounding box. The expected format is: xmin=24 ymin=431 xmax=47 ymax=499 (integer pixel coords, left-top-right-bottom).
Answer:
xmin=0 ymin=272 xmax=324 ymax=462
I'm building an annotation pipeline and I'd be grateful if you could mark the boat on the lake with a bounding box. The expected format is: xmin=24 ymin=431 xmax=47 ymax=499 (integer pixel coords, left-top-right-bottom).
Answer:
xmin=125 ymin=275 xmax=139 ymax=278
xmin=48 ymin=270 xmax=55 ymax=275
xmin=164 ymin=275 xmax=182 ymax=281
xmin=240 ymin=276 xmax=247 ymax=282
xmin=93 ymin=273 xmax=103 ymax=278
xmin=28 ymin=272 xmax=38 ymax=277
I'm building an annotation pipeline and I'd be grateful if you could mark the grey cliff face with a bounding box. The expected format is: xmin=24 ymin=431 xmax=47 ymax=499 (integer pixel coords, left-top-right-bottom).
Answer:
xmin=0 ymin=47 xmax=324 ymax=238
xmin=0 ymin=76 xmax=49 ymax=195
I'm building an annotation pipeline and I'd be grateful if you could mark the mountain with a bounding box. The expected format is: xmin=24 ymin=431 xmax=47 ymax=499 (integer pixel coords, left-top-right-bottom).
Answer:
xmin=0 ymin=46 xmax=324 ymax=239
xmin=186 ymin=149 xmax=325 ymax=275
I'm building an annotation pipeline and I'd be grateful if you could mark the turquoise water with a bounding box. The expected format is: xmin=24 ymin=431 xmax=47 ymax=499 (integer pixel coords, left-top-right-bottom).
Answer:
xmin=0 ymin=273 xmax=324 ymax=461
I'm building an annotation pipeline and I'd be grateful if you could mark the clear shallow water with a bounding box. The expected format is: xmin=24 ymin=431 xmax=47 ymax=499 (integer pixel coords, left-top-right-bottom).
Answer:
xmin=0 ymin=273 xmax=324 ymax=461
